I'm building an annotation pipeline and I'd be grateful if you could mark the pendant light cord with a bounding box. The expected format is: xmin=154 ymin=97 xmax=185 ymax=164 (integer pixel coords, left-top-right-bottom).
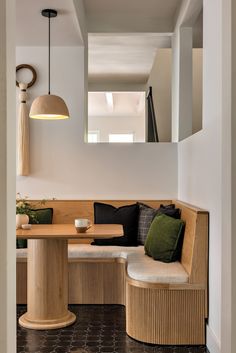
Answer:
xmin=48 ymin=12 xmax=51 ymax=95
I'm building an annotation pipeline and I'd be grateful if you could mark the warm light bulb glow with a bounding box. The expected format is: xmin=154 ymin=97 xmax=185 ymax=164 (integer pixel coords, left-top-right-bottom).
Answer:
xmin=30 ymin=114 xmax=69 ymax=120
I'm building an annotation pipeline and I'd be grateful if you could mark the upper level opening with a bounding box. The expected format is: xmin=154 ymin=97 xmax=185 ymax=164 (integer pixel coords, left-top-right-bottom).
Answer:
xmin=88 ymin=91 xmax=146 ymax=143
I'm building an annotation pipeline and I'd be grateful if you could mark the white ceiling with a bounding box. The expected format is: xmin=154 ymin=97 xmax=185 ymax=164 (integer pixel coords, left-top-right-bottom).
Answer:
xmin=84 ymin=0 xmax=182 ymax=34
xmin=84 ymin=0 xmax=181 ymax=19
xmin=16 ymin=0 xmax=202 ymax=84
xmin=85 ymin=0 xmax=182 ymax=84
xmin=88 ymin=34 xmax=171 ymax=84
xmin=16 ymin=0 xmax=82 ymax=46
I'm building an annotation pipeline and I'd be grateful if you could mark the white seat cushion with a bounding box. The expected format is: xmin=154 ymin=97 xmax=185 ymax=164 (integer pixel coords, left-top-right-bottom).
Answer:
xmin=16 ymin=244 xmax=189 ymax=284
xmin=16 ymin=248 xmax=28 ymax=258
xmin=16 ymin=244 xmax=144 ymax=259
xmin=68 ymin=244 xmax=144 ymax=259
xmin=127 ymin=252 xmax=189 ymax=283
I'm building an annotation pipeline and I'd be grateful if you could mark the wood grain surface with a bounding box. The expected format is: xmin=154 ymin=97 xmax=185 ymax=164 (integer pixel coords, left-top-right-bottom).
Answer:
xmin=16 ymin=224 xmax=123 ymax=239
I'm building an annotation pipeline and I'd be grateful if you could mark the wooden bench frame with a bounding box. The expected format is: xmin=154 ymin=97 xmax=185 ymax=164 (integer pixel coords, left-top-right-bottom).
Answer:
xmin=17 ymin=200 xmax=208 ymax=345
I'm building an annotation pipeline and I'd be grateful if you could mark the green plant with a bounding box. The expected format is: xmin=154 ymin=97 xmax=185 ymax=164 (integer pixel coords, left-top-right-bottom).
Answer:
xmin=16 ymin=193 xmax=47 ymax=222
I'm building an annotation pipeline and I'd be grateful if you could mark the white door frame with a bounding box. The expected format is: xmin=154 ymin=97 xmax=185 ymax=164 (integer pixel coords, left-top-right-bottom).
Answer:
xmin=0 ymin=0 xmax=16 ymax=352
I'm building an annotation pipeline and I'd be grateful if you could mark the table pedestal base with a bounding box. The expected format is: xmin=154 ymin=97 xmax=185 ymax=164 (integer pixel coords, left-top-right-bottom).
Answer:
xmin=19 ymin=239 xmax=75 ymax=330
xmin=19 ymin=310 xmax=76 ymax=330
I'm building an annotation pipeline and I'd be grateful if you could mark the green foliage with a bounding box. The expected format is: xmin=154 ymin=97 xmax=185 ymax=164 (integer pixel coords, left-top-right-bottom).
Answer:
xmin=16 ymin=193 xmax=47 ymax=223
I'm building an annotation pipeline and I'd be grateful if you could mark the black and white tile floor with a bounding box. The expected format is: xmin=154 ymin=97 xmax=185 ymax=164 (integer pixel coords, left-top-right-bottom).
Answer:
xmin=17 ymin=305 xmax=209 ymax=353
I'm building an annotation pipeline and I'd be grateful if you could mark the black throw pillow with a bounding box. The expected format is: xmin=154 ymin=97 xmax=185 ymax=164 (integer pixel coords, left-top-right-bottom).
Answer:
xmin=156 ymin=204 xmax=181 ymax=219
xmin=92 ymin=202 xmax=139 ymax=246
xmin=159 ymin=203 xmax=176 ymax=209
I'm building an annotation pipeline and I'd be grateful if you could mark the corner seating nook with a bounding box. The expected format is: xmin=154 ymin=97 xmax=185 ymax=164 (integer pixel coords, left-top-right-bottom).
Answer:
xmin=17 ymin=200 xmax=208 ymax=345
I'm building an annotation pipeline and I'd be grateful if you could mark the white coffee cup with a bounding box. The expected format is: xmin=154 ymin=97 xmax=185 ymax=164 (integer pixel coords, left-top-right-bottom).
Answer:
xmin=75 ymin=218 xmax=91 ymax=233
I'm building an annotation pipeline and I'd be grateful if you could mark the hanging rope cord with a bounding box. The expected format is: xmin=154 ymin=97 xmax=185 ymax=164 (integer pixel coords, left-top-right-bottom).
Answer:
xmin=48 ymin=12 xmax=51 ymax=95
xmin=16 ymin=65 xmax=37 ymax=176
xmin=20 ymin=86 xmax=27 ymax=103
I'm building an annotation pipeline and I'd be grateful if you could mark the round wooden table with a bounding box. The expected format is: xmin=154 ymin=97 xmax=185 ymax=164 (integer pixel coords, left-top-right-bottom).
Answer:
xmin=16 ymin=224 xmax=123 ymax=330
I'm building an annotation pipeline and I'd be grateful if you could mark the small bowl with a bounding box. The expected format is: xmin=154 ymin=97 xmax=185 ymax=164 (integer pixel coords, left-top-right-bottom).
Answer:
xmin=21 ymin=224 xmax=32 ymax=230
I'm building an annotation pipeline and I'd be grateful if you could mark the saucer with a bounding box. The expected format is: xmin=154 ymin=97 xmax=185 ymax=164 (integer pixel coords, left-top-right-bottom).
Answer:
xmin=22 ymin=224 xmax=32 ymax=230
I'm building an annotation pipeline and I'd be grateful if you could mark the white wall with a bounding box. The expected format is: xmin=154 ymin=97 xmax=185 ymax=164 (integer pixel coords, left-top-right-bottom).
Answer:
xmin=231 ymin=1 xmax=236 ymax=352
xmin=221 ymin=1 xmax=234 ymax=352
xmin=16 ymin=46 xmax=178 ymax=200
xmin=0 ymin=0 xmax=16 ymax=352
xmin=88 ymin=115 xmax=145 ymax=142
xmin=148 ymin=48 xmax=202 ymax=143
xmin=177 ymin=0 xmax=225 ymax=351
xmin=147 ymin=49 xmax=172 ymax=142
xmin=192 ymin=49 xmax=203 ymax=134
xmin=88 ymin=92 xmax=146 ymax=142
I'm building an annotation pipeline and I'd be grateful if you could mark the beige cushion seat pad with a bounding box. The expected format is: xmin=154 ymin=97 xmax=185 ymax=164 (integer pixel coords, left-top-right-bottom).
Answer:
xmin=17 ymin=244 xmax=188 ymax=284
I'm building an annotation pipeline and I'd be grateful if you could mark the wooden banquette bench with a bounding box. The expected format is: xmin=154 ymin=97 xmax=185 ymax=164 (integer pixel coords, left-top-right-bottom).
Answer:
xmin=16 ymin=200 xmax=208 ymax=345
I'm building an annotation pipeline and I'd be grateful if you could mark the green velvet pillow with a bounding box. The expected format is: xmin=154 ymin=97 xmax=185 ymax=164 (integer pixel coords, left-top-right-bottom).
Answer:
xmin=17 ymin=208 xmax=53 ymax=248
xmin=144 ymin=214 xmax=185 ymax=263
xmin=17 ymin=239 xmax=28 ymax=249
xmin=29 ymin=208 xmax=53 ymax=225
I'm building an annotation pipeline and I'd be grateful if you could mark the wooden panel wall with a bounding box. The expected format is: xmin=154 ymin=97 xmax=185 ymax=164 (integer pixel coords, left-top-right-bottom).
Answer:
xmin=17 ymin=258 xmax=126 ymax=305
xmin=17 ymin=261 xmax=27 ymax=304
xmin=33 ymin=200 xmax=171 ymax=224
xmin=30 ymin=199 xmax=171 ymax=245
xmin=69 ymin=259 xmax=126 ymax=305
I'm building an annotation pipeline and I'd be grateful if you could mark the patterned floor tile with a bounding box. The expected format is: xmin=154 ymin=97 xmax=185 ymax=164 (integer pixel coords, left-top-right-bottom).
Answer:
xmin=17 ymin=305 xmax=209 ymax=353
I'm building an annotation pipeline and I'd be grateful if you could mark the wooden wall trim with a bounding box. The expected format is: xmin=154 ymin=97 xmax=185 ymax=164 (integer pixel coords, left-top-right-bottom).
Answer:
xmin=174 ymin=200 xmax=209 ymax=214
xmin=126 ymin=276 xmax=205 ymax=290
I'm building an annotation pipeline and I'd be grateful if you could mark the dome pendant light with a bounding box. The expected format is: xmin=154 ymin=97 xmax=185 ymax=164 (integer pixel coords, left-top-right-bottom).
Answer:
xmin=30 ymin=9 xmax=70 ymax=120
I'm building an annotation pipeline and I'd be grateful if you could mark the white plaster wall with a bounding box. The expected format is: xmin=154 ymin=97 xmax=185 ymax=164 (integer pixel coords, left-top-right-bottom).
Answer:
xmin=178 ymin=0 xmax=223 ymax=351
xmin=88 ymin=91 xmax=146 ymax=142
xmin=88 ymin=115 xmax=145 ymax=142
xmin=192 ymin=49 xmax=203 ymax=134
xmin=178 ymin=27 xmax=193 ymax=141
xmin=231 ymin=2 xmax=236 ymax=352
xmin=147 ymin=49 xmax=172 ymax=142
xmin=172 ymin=28 xmax=180 ymax=142
xmin=0 ymin=1 xmax=16 ymax=352
xmin=16 ymin=46 xmax=178 ymax=200
xmin=149 ymin=48 xmax=202 ymax=143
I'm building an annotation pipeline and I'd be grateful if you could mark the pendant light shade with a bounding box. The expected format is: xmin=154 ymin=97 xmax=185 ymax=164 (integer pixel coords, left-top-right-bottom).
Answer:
xmin=30 ymin=9 xmax=70 ymax=120
xmin=30 ymin=95 xmax=69 ymax=120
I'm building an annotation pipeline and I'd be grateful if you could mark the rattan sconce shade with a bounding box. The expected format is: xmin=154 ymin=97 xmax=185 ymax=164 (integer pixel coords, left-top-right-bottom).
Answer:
xmin=29 ymin=94 xmax=69 ymax=120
